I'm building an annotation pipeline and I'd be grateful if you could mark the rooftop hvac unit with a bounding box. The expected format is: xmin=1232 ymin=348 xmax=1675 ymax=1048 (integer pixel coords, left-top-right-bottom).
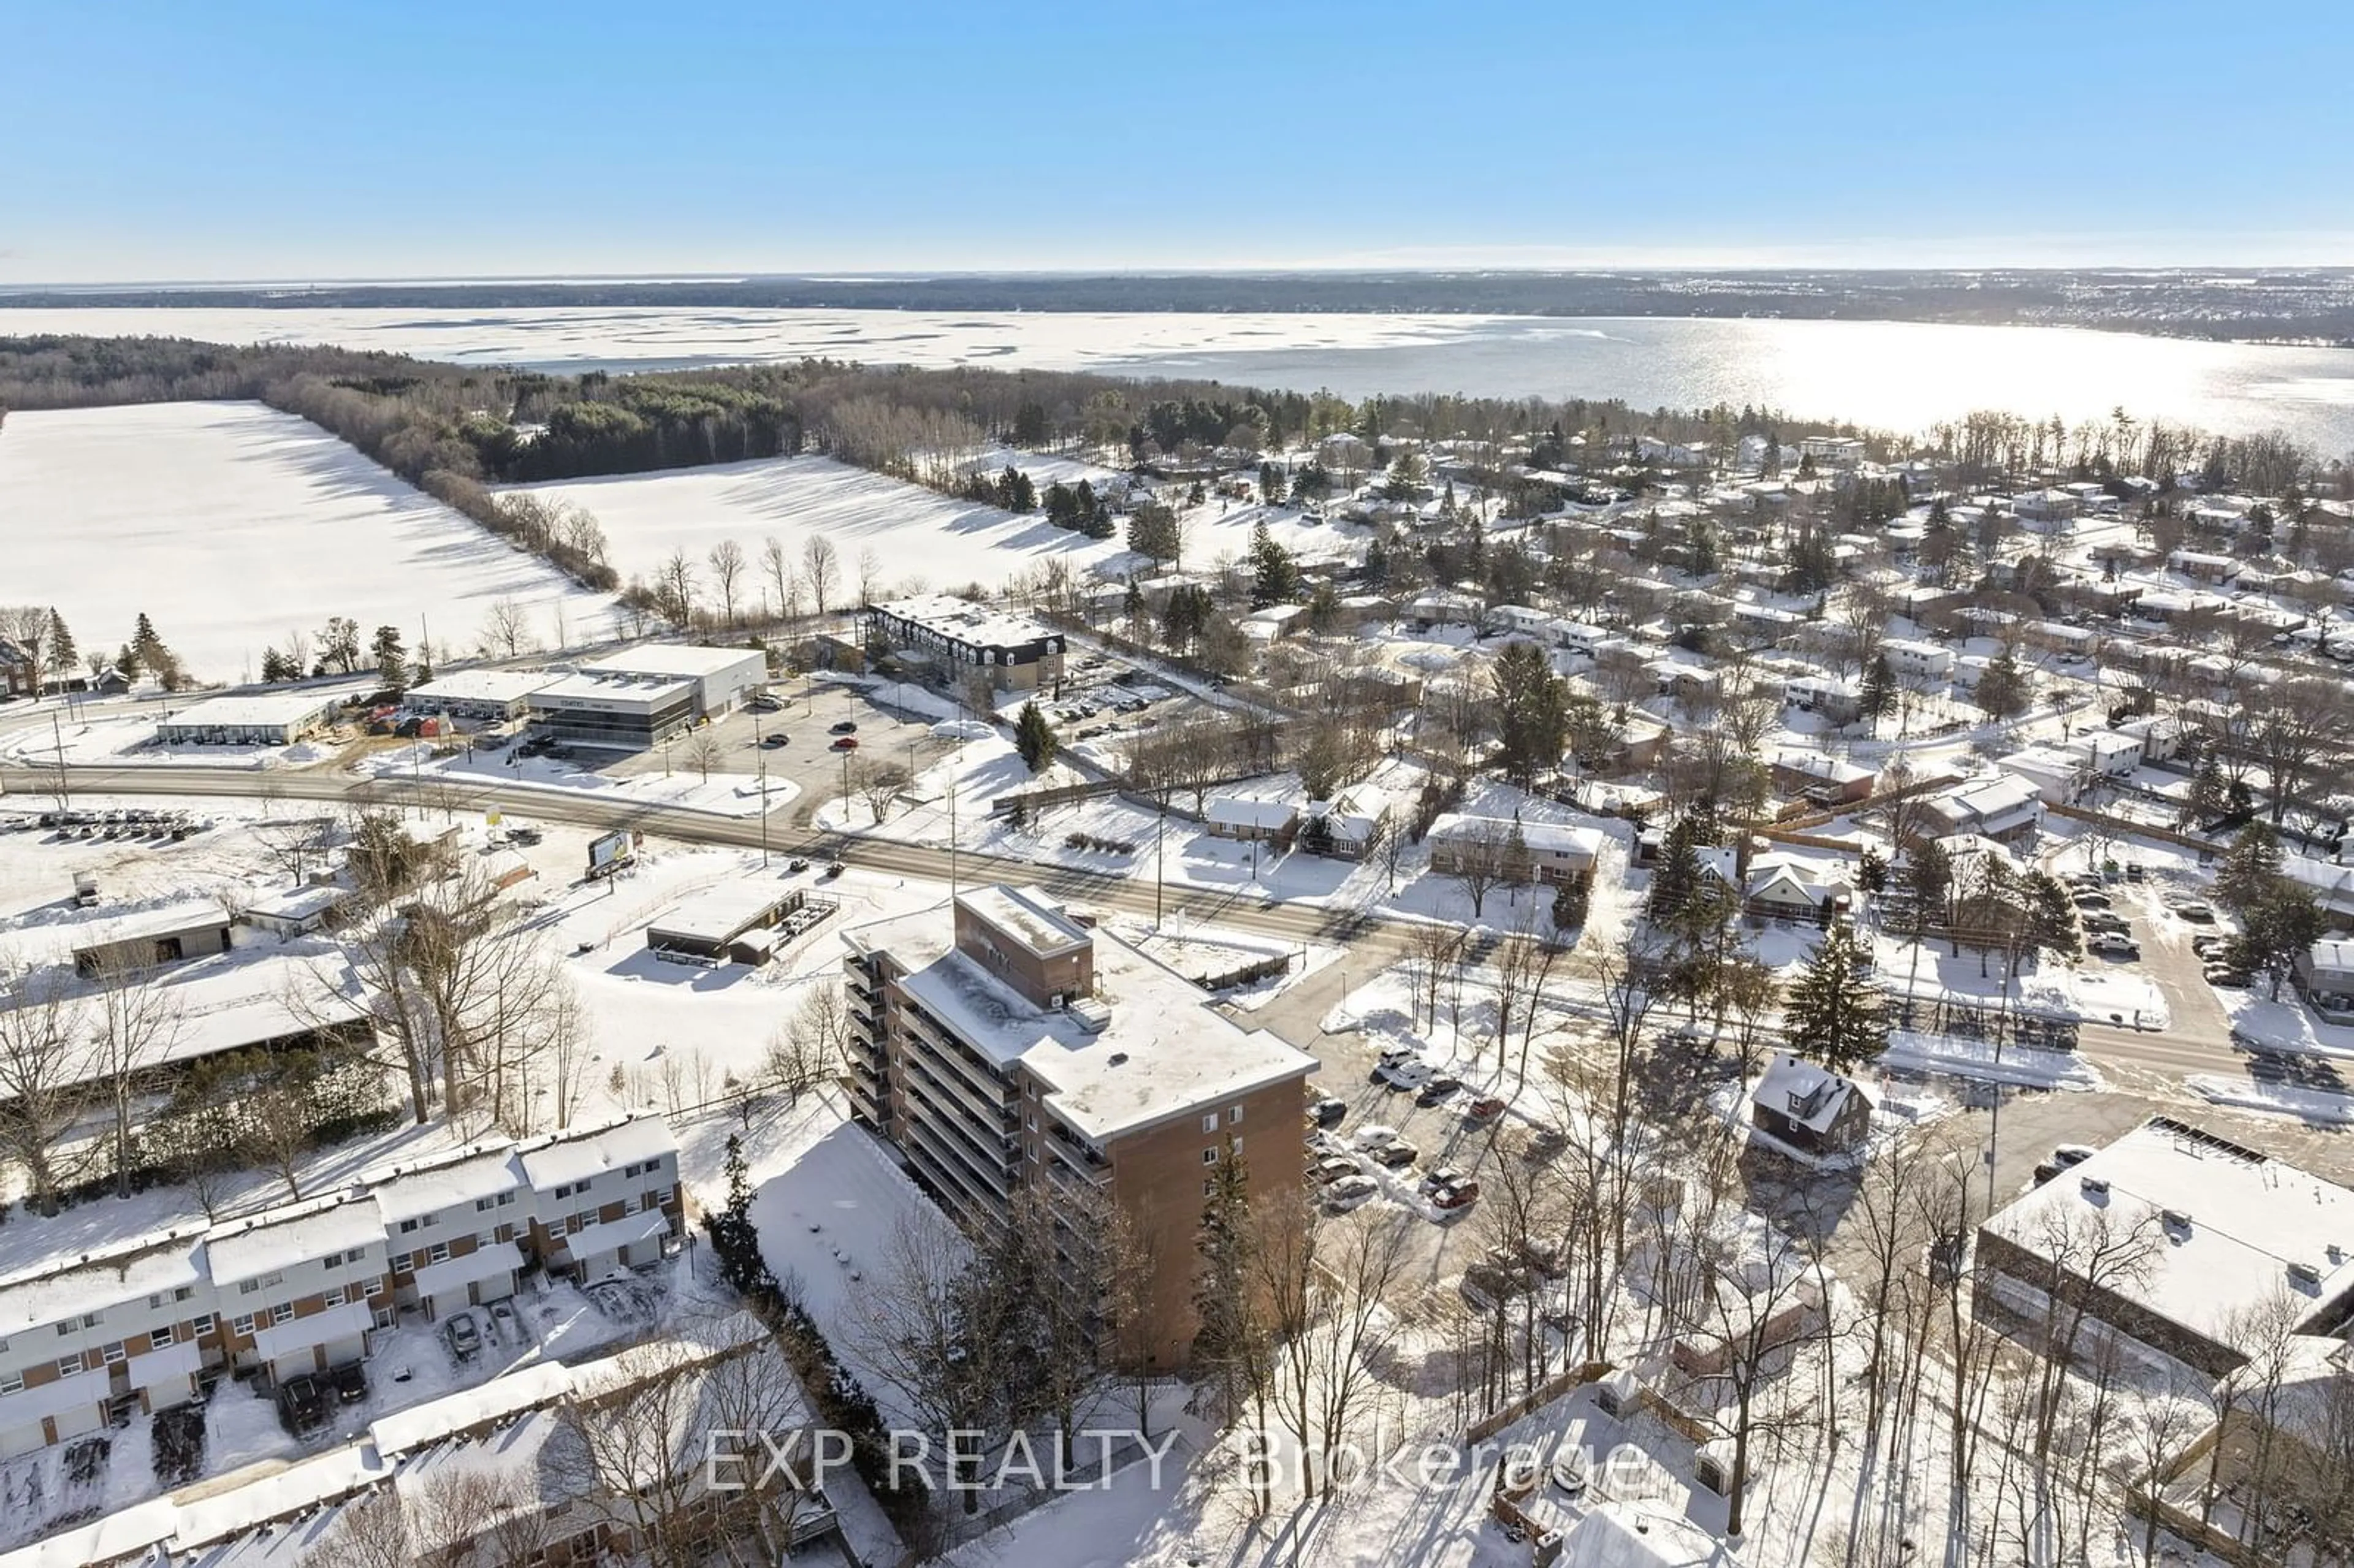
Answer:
xmin=2079 ymin=1175 xmax=2110 ymax=1197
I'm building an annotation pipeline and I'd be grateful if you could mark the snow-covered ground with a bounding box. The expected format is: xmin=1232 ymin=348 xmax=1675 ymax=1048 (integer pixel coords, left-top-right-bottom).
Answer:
xmin=0 ymin=402 xmax=615 ymax=685
xmin=496 ymin=454 xmax=1361 ymax=603
xmin=349 ymin=738 xmax=799 ymax=819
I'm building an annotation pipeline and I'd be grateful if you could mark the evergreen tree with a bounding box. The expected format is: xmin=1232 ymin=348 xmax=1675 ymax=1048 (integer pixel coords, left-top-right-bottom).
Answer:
xmin=2023 ymin=870 xmax=2082 ymax=957
xmin=1013 ymin=700 xmax=1058 ymax=775
xmin=1127 ymin=501 xmax=1181 ymax=564
xmin=1362 ymin=534 xmax=1392 ymax=587
xmin=1646 ymin=815 xmax=1707 ymax=925
xmin=1973 ymin=645 xmax=2029 ymax=721
xmin=1782 ymin=923 xmax=1888 ymax=1075
xmin=1902 ymin=839 xmax=1952 ymax=933
xmin=2185 ymin=753 xmax=2226 ymax=824
xmin=1042 ymin=481 xmax=1077 ymax=529
xmin=1248 ymin=521 xmax=1301 ymax=606
xmin=1490 ymin=639 xmax=1569 ymax=786
xmin=1686 ymin=518 xmax=1720 ymax=577
xmin=1258 ymin=460 xmax=1286 ymax=505
xmin=260 ymin=649 xmax=291 ymax=683
xmin=1859 ymin=653 xmax=1897 ymax=725
xmin=44 ymin=610 xmax=75 ymax=683
xmin=411 ymin=647 xmax=435 ymax=688
xmin=370 ymin=625 xmax=408 ymax=695
xmin=2214 ymin=821 xmax=2287 ymax=917
xmin=129 ymin=614 xmax=182 ymax=689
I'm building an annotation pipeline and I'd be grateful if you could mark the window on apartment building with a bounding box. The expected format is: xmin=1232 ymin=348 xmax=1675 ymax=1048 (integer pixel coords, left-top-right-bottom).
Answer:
xmin=623 ymin=1162 xmax=640 ymax=1178
xmin=263 ymin=1271 xmax=284 ymax=1287
xmin=55 ymin=1322 xmax=74 ymax=1336
xmin=101 ymin=1342 xmax=126 ymax=1366
xmin=152 ymin=1325 xmax=175 ymax=1348
xmin=1203 ymin=1178 xmax=1216 ymax=1198
xmin=1025 ymin=1114 xmax=1037 ymax=1132
xmin=1231 ymin=1136 xmax=1243 ymax=1156
xmin=1228 ymin=1105 xmax=1243 ymax=1125
xmin=552 ymin=1183 xmax=572 ymax=1200
xmin=389 ymin=1252 xmax=409 ymax=1273
xmin=640 ymin=1192 xmax=662 ymax=1212
xmin=58 ymin=1355 xmax=83 ymax=1379
xmin=1201 ymin=1113 xmax=1219 ymax=1134
xmin=148 ymin=1293 xmax=164 ymax=1309
xmin=373 ymin=1307 xmax=397 ymax=1331
xmin=1202 ymin=1147 xmax=1219 ymax=1165
xmin=271 ymin=1303 xmax=295 ymax=1327
xmin=0 ymin=1373 xmax=20 ymax=1396
xmin=398 ymin=1217 xmax=419 ymax=1233
xmin=428 ymin=1243 xmax=451 ymax=1265
xmin=239 ymin=1279 xmax=261 ymax=1295
xmin=232 ymin=1315 xmax=255 ymax=1336
xmin=191 ymin=1314 xmax=214 ymax=1335
xmin=175 ymin=1286 xmax=192 ymax=1301
xmin=322 ymin=1252 xmax=343 ymax=1269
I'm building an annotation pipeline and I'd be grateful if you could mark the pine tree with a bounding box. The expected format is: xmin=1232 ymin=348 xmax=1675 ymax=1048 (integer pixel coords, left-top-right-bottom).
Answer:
xmin=129 ymin=614 xmax=181 ymax=689
xmin=1859 ymin=653 xmax=1897 ymax=725
xmin=2185 ymin=753 xmax=2226 ymax=825
xmin=1973 ymin=645 xmax=2028 ymax=721
xmin=2023 ymin=870 xmax=2082 ymax=957
xmin=1249 ymin=521 xmax=1300 ymax=606
xmin=1902 ymin=839 xmax=1952 ymax=934
xmin=44 ymin=610 xmax=76 ymax=683
xmin=2214 ymin=821 xmax=2286 ymax=917
xmin=1013 ymin=700 xmax=1057 ymax=774
xmin=370 ymin=625 xmax=408 ymax=695
xmin=1782 ymin=923 xmax=1887 ymax=1074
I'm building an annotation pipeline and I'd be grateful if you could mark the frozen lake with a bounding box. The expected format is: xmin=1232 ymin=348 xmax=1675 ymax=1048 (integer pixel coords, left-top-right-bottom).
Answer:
xmin=7 ymin=304 xmax=2352 ymax=454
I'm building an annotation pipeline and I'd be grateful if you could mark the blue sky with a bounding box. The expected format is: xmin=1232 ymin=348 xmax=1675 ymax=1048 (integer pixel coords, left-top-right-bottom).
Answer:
xmin=4 ymin=0 xmax=2350 ymax=283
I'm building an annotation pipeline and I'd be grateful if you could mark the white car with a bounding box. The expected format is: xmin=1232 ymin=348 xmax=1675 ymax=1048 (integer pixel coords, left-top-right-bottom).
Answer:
xmin=1324 ymin=1175 xmax=1378 ymax=1212
xmin=1353 ymin=1124 xmax=1398 ymax=1152
xmin=1380 ymin=1059 xmax=1435 ymax=1091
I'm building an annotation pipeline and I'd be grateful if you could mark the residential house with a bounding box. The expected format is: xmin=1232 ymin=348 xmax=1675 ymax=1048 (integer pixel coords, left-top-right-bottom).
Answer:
xmin=1916 ymin=776 xmax=2044 ymax=846
xmin=1768 ymin=750 xmax=1875 ymax=806
xmin=2169 ymin=549 xmax=2242 ymax=586
xmin=1426 ymin=813 xmax=1606 ymax=890
xmin=1995 ymin=745 xmax=2091 ymax=807
xmin=0 ymin=1230 xmax=211 ymax=1459
xmin=516 ymin=1116 xmax=683 ymax=1285
xmin=206 ymin=1192 xmax=392 ymax=1385
xmin=1742 ymin=854 xmax=1856 ymax=927
xmin=2297 ymin=939 xmax=2354 ymax=1018
xmin=1749 ymin=1053 xmax=1876 ymax=1159
xmin=1881 ymin=637 xmax=1955 ymax=681
xmin=1784 ymin=674 xmax=1863 ymax=726
xmin=369 ymin=1146 xmax=528 ymax=1322
xmin=1203 ymin=792 xmax=1298 ymax=847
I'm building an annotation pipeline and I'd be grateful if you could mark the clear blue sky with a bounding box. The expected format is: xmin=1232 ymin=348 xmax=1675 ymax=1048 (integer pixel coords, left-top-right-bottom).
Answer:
xmin=5 ymin=0 xmax=2350 ymax=283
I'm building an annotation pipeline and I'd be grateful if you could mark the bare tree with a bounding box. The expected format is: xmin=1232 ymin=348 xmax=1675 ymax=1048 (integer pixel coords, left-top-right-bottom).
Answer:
xmin=802 ymin=534 xmax=840 ymax=617
xmin=86 ymin=953 xmax=183 ymax=1196
xmin=0 ymin=967 xmax=88 ymax=1214
xmin=658 ymin=548 xmax=698 ymax=627
xmin=479 ymin=596 xmax=535 ymax=659
xmin=850 ymin=758 xmax=910 ymax=823
xmin=682 ymin=727 xmax=724 ymax=783
xmin=300 ymin=1490 xmax=413 ymax=1568
xmin=708 ymin=539 xmax=748 ymax=628
xmin=763 ymin=983 xmax=848 ymax=1102
xmin=0 ymin=606 xmax=51 ymax=696
xmin=254 ymin=814 xmax=340 ymax=889
xmin=856 ymin=545 xmax=885 ymax=607
xmin=760 ymin=535 xmax=798 ymax=623
xmin=1258 ymin=1198 xmax=1411 ymax=1502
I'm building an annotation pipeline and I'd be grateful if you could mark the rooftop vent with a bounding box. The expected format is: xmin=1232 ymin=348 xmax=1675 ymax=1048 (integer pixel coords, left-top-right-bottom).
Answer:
xmin=2079 ymin=1175 xmax=2110 ymax=1197
xmin=2290 ymin=1261 xmax=2324 ymax=1287
xmin=1065 ymin=997 xmax=1113 ymax=1034
xmin=2162 ymin=1208 xmax=2194 ymax=1231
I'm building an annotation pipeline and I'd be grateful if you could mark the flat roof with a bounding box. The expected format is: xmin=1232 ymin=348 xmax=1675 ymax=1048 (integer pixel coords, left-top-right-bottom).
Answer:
xmin=870 ymin=593 xmax=1059 ymax=650
xmin=528 ymin=668 xmax=696 ymax=709
xmin=646 ymin=880 xmax=796 ymax=945
xmin=855 ymin=895 xmax=1316 ymax=1142
xmin=579 ymin=643 xmax=763 ymax=680
xmin=63 ymin=896 xmax=229 ymax=953
xmin=958 ymin=883 xmax=1091 ymax=957
xmin=1983 ymin=1118 xmax=2354 ymax=1351
xmin=407 ymin=669 xmax=549 ymax=702
xmin=157 ymin=691 xmax=339 ymax=728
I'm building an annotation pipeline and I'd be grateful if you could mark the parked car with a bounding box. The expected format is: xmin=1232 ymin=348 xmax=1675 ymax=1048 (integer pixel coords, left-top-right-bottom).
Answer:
xmin=831 ymin=736 xmax=859 ymax=751
xmin=1431 ymin=1177 xmax=1481 ymax=1211
xmin=1415 ymin=1075 xmax=1464 ymax=1107
xmin=1309 ymin=1094 xmax=1347 ymax=1128
xmin=1379 ymin=1059 xmax=1434 ymax=1092
xmin=276 ymin=1374 xmax=331 ymax=1434
xmin=2174 ymin=901 xmax=2217 ymax=923
xmin=821 ymin=861 xmax=845 ymax=880
xmin=2073 ymin=891 xmax=2113 ymax=910
xmin=1420 ymin=1166 xmax=1472 ymax=1197
xmin=2192 ymin=934 xmax=2230 ymax=957
xmin=1312 ymin=1155 xmax=1360 ymax=1187
xmin=761 ymin=733 xmax=790 ymax=748
xmin=330 ymin=1361 xmax=368 ymax=1405
xmin=2208 ymin=969 xmax=2252 ymax=989
xmin=788 ymin=857 xmax=811 ymax=873
xmin=444 ymin=1311 xmax=482 ymax=1361
xmin=2051 ymin=1144 xmax=2099 ymax=1170
xmin=1352 ymin=1124 xmax=1398 ymax=1152
xmin=1369 ymin=1139 xmax=1419 ymax=1168
xmin=829 ymin=720 xmax=859 ymax=734
xmin=488 ymin=1299 xmax=522 ymax=1343
xmin=1324 ymin=1175 xmax=1377 ymax=1213
xmin=2088 ymin=933 xmax=2141 ymax=959
xmin=1465 ymin=1096 xmax=1507 ymax=1125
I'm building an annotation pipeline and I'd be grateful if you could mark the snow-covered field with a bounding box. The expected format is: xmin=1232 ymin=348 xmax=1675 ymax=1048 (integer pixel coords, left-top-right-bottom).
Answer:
xmin=0 ymin=402 xmax=614 ymax=683
xmin=0 ymin=307 xmax=1488 ymax=373
xmin=496 ymin=454 xmax=1360 ymax=601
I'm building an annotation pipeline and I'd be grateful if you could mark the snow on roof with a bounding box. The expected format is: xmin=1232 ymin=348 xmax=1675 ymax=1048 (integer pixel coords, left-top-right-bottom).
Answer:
xmin=61 ymin=896 xmax=229 ymax=954
xmin=527 ymin=666 xmax=696 ymax=706
xmin=516 ymin=1113 xmax=677 ymax=1192
xmin=958 ymin=883 xmax=1091 ymax=956
xmin=245 ymin=883 xmax=349 ymax=922
xmin=1751 ymin=1052 xmax=1873 ymax=1133
xmin=1205 ymin=793 xmax=1299 ymax=831
xmin=406 ymin=668 xmax=550 ymax=703
xmin=646 ymin=878 xmax=795 ymax=945
xmin=1555 ymin=1506 xmax=1728 ymax=1567
xmin=370 ymin=1356 xmax=574 ymax=1457
xmin=248 ymin=1298 xmax=373 ymax=1361
xmin=1427 ymin=813 xmax=1606 ymax=861
xmin=365 ymin=1143 xmax=523 ymax=1224
xmin=0 ymin=1496 xmax=179 ymax=1568
xmin=206 ymin=1193 xmax=384 ymax=1285
xmin=2307 ymin=938 xmax=2354 ymax=974
xmin=1981 ymin=1119 xmax=2354 ymax=1350
xmin=578 ymin=643 xmax=762 ymax=680
xmin=409 ymin=1238 xmax=524 ymax=1300
xmin=0 ymin=1228 xmax=207 ymax=1333
xmin=870 ymin=594 xmax=1057 ymax=650
xmin=155 ymin=691 xmax=340 ymax=729
xmin=169 ymin=1440 xmax=387 ymax=1552
xmin=858 ymin=900 xmax=1315 ymax=1142
xmin=1769 ymin=750 xmax=1873 ymax=785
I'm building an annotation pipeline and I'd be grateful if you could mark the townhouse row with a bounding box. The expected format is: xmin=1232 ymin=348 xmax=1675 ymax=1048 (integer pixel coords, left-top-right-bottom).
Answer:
xmin=0 ymin=1113 xmax=680 ymax=1460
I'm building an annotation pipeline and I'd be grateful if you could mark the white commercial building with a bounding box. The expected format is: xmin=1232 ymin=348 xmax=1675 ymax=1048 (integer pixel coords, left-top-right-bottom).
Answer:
xmin=528 ymin=644 xmax=765 ymax=748
xmin=154 ymin=691 xmax=341 ymax=747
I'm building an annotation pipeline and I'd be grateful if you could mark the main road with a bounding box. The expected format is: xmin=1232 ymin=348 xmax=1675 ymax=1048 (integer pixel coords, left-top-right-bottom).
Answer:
xmin=0 ymin=764 xmax=2252 ymax=1088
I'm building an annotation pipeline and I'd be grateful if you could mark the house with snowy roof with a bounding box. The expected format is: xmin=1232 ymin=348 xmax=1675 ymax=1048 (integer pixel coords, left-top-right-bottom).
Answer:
xmin=1748 ymin=1052 xmax=1876 ymax=1160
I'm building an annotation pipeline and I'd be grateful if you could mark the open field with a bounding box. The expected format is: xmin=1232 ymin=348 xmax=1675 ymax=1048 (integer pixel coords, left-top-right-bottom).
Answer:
xmin=0 ymin=401 xmax=615 ymax=683
xmin=497 ymin=452 xmax=1362 ymax=599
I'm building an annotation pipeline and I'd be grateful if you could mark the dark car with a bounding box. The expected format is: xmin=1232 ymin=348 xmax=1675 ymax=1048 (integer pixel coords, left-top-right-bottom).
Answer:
xmin=1309 ymin=1095 xmax=1347 ymax=1128
xmin=821 ymin=861 xmax=846 ymax=880
xmin=276 ymin=1373 xmax=332 ymax=1434
xmin=788 ymin=857 xmax=811 ymax=873
xmin=829 ymin=720 xmax=858 ymax=734
xmin=1415 ymin=1075 xmax=1464 ymax=1107
xmin=761 ymin=733 xmax=790 ymax=748
xmin=330 ymin=1361 xmax=368 ymax=1404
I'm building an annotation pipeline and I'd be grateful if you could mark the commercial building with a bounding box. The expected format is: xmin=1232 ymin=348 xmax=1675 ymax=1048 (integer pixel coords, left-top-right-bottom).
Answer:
xmin=405 ymin=669 xmax=548 ymax=722
xmin=863 ymin=595 xmax=1067 ymax=691
xmin=644 ymin=880 xmax=837 ymax=967
xmin=154 ymin=691 xmax=341 ymax=747
xmin=841 ymin=885 xmax=1318 ymax=1368
xmin=528 ymin=645 xmax=766 ymax=749
xmin=1973 ymin=1117 xmax=2354 ymax=1378
xmin=68 ymin=897 xmax=234 ymax=976
xmin=0 ymin=1115 xmax=680 ymax=1458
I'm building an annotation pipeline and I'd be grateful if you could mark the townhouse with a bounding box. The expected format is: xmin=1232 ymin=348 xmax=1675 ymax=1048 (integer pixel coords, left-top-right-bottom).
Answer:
xmin=0 ymin=1116 xmax=680 ymax=1460
xmin=842 ymin=885 xmax=1317 ymax=1368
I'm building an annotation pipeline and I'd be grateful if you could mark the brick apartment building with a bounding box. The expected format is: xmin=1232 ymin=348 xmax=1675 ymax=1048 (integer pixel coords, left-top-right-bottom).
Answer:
xmin=842 ymin=885 xmax=1319 ymax=1369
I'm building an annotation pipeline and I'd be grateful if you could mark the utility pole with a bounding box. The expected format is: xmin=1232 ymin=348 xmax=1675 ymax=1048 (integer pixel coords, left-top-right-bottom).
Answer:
xmin=49 ymin=708 xmax=70 ymax=815
xmin=1154 ymin=801 xmax=1166 ymax=928
xmin=753 ymin=706 xmax=769 ymax=867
